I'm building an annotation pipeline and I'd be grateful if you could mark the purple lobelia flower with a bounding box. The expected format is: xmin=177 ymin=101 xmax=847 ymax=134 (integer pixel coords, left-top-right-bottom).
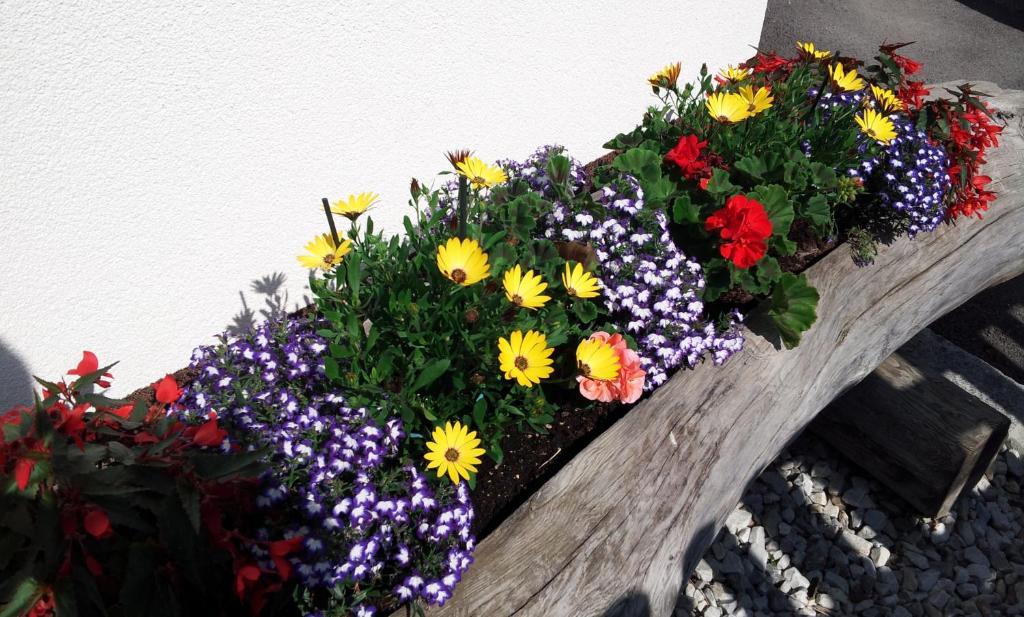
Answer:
xmin=850 ymin=115 xmax=951 ymax=236
xmin=504 ymin=146 xmax=745 ymax=389
xmin=178 ymin=316 xmax=474 ymax=615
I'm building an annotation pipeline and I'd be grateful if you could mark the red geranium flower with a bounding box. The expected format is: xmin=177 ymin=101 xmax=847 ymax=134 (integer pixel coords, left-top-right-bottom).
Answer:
xmin=665 ymin=134 xmax=709 ymax=180
xmin=153 ymin=374 xmax=182 ymax=405
xmin=705 ymin=194 xmax=773 ymax=269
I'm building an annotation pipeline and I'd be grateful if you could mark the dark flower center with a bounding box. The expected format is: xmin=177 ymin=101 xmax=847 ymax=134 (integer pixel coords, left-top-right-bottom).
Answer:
xmin=514 ymin=356 xmax=529 ymax=370
xmin=323 ymin=254 xmax=336 ymax=264
xmin=578 ymin=361 xmax=591 ymax=378
xmin=511 ymin=294 xmax=524 ymax=305
xmin=444 ymin=448 xmax=460 ymax=462
xmin=451 ymin=268 xmax=467 ymax=284
xmin=473 ymin=175 xmax=486 ymax=186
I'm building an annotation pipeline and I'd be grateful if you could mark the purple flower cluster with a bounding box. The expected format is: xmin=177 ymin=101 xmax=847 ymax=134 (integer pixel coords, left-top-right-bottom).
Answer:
xmin=177 ymin=317 xmax=474 ymax=615
xmin=499 ymin=144 xmax=589 ymax=197
xmin=851 ymin=115 xmax=951 ymax=236
xmin=545 ymin=173 xmax=744 ymax=388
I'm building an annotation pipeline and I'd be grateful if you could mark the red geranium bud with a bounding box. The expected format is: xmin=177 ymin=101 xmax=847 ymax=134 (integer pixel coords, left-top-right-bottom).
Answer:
xmin=194 ymin=412 xmax=228 ymax=448
xmin=83 ymin=507 xmax=113 ymax=539
xmin=699 ymin=177 xmax=711 ymax=191
xmin=154 ymin=375 xmax=182 ymax=405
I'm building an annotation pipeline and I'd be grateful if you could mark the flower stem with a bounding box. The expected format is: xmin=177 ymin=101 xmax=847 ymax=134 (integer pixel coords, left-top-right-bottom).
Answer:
xmin=322 ymin=197 xmax=340 ymax=246
xmin=457 ymin=176 xmax=469 ymax=237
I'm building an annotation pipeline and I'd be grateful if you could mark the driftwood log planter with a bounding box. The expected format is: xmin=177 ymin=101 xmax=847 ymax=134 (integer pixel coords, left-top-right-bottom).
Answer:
xmin=401 ymin=84 xmax=1024 ymax=617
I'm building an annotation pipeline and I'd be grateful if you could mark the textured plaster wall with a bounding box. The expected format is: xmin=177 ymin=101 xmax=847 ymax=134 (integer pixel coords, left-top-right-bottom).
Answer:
xmin=0 ymin=1 xmax=767 ymax=406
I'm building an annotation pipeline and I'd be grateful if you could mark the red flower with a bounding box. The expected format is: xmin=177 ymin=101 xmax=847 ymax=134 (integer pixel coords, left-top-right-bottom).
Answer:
xmin=268 ymin=536 xmax=304 ymax=581
xmin=14 ymin=456 xmax=36 ymax=491
xmin=699 ymin=177 xmax=711 ymax=191
xmin=705 ymin=194 xmax=773 ymax=269
xmin=898 ymin=80 xmax=930 ymax=110
xmin=235 ymin=563 xmax=262 ymax=599
xmin=27 ymin=590 xmax=55 ymax=617
xmin=891 ymin=52 xmax=922 ymax=76
xmin=665 ymin=135 xmax=709 ymax=180
xmin=747 ymin=51 xmax=792 ymax=75
xmin=83 ymin=506 xmax=113 ymax=539
xmin=153 ymin=375 xmax=182 ymax=405
xmin=68 ymin=351 xmax=112 ymax=388
xmin=194 ymin=411 xmax=228 ymax=448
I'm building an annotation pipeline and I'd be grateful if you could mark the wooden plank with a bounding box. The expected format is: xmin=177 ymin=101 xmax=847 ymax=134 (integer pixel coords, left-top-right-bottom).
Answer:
xmin=810 ymin=350 xmax=1010 ymax=518
xmin=403 ymin=84 xmax=1024 ymax=617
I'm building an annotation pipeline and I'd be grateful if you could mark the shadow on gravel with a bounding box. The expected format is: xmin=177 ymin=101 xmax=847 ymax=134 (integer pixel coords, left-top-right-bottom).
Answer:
xmin=0 ymin=338 xmax=32 ymax=411
xmin=956 ymin=0 xmax=1024 ymax=31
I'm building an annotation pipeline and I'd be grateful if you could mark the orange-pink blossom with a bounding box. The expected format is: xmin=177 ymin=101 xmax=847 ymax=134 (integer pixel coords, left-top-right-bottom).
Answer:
xmin=577 ymin=332 xmax=646 ymax=404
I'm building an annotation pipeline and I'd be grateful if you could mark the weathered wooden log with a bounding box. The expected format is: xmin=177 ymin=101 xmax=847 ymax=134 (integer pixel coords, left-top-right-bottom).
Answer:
xmin=405 ymin=84 xmax=1024 ymax=617
xmin=810 ymin=349 xmax=1010 ymax=518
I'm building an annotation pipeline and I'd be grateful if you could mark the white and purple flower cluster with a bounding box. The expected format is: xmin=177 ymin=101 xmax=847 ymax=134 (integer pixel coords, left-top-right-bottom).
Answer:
xmin=178 ymin=317 xmax=475 ymax=615
xmin=499 ymin=144 xmax=589 ymax=197
xmin=550 ymin=174 xmax=745 ymax=388
xmin=852 ymin=116 xmax=951 ymax=236
xmin=505 ymin=146 xmax=745 ymax=388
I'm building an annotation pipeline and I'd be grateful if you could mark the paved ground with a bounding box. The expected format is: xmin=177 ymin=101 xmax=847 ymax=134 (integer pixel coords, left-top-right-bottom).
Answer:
xmin=760 ymin=0 xmax=1024 ymax=399
xmin=759 ymin=0 xmax=1024 ymax=89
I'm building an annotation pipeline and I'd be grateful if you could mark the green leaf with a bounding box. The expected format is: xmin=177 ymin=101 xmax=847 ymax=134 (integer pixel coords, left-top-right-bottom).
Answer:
xmin=705 ymin=168 xmax=739 ymax=198
xmin=809 ymin=162 xmax=838 ymax=189
xmin=191 ymin=449 xmax=267 ymax=481
xmin=749 ymin=184 xmax=794 ymax=239
xmin=571 ymin=300 xmax=598 ymax=324
xmin=672 ymin=194 xmax=700 ymax=224
xmin=324 ymin=357 xmax=340 ymax=381
xmin=611 ymin=148 xmax=663 ymax=184
xmin=734 ymin=156 xmax=767 ymax=182
xmin=409 ymin=359 xmax=451 ymax=394
xmin=0 ymin=577 xmax=41 ymax=617
xmin=471 ymin=396 xmax=487 ymax=430
xmin=769 ymin=273 xmax=820 ymax=349
xmin=801 ymin=194 xmax=832 ymax=232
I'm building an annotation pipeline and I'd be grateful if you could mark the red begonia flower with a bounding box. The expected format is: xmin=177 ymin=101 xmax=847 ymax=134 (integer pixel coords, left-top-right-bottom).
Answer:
xmin=14 ymin=457 xmax=36 ymax=491
xmin=68 ymin=351 xmax=113 ymax=387
xmin=235 ymin=563 xmax=262 ymax=599
xmin=154 ymin=375 xmax=182 ymax=405
xmin=705 ymin=194 xmax=773 ymax=269
xmin=194 ymin=411 xmax=228 ymax=448
xmin=269 ymin=536 xmax=304 ymax=581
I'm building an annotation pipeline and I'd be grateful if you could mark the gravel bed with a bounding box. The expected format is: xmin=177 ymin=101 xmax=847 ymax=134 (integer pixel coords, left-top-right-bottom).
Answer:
xmin=677 ymin=434 xmax=1024 ymax=616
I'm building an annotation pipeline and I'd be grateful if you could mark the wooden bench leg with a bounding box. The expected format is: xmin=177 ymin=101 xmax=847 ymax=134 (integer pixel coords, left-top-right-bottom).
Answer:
xmin=811 ymin=345 xmax=1010 ymax=518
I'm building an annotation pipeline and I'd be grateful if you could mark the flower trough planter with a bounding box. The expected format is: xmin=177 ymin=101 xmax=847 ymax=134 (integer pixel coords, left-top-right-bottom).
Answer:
xmin=397 ymin=83 xmax=1024 ymax=617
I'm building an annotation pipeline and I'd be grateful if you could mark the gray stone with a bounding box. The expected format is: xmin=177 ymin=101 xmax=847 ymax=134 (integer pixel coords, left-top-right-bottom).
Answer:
xmin=918 ymin=569 xmax=941 ymax=593
xmin=965 ymin=546 xmax=992 ymax=569
xmin=927 ymin=589 xmax=950 ymax=609
xmin=863 ymin=509 xmax=887 ymax=530
xmin=748 ymin=526 xmax=769 ymax=570
xmin=695 ymin=559 xmax=714 ymax=583
xmin=841 ymin=529 xmax=873 ymax=557
xmin=725 ymin=509 xmax=753 ymax=534
xmin=870 ymin=545 xmax=891 ymax=567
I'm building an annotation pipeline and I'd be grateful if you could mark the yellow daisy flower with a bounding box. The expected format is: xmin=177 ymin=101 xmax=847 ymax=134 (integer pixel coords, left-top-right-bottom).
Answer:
xmin=455 ymin=156 xmax=508 ymax=190
xmin=738 ymin=85 xmax=774 ymax=116
xmin=830 ymin=63 xmax=866 ymax=92
xmin=503 ymin=265 xmax=551 ymax=310
xmin=870 ymin=85 xmax=905 ymax=113
xmin=717 ymin=65 xmax=751 ymax=83
xmin=436 ymin=237 xmax=491 ymax=286
xmin=706 ymin=92 xmax=751 ymax=123
xmin=424 ymin=421 xmax=486 ymax=485
xmin=331 ymin=192 xmax=379 ymax=221
xmin=497 ymin=330 xmax=555 ymax=388
xmin=648 ymin=62 xmax=682 ymax=88
xmin=855 ymin=108 xmax=898 ymax=144
xmin=576 ymin=337 xmax=621 ymax=382
xmin=796 ymin=41 xmax=832 ymax=59
xmin=297 ymin=233 xmax=351 ymax=271
xmin=562 ymin=262 xmax=600 ymax=299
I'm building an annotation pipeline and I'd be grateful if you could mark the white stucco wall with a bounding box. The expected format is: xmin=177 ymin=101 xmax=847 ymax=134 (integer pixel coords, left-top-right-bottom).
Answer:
xmin=0 ymin=1 xmax=767 ymax=406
